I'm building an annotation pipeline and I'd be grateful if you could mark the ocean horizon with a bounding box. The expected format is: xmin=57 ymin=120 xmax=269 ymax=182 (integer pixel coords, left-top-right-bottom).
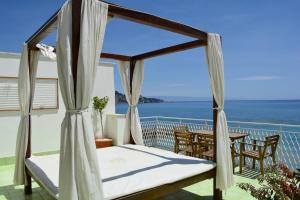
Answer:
xmin=116 ymin=99 xmax=300 ymax=125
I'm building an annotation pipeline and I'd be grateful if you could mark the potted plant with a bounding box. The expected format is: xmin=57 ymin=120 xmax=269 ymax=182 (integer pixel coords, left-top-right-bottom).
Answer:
xmin=238 ymin=164 xmax=300 ymax=200
xmin=92 ymin=96 xmax=109 ymax=136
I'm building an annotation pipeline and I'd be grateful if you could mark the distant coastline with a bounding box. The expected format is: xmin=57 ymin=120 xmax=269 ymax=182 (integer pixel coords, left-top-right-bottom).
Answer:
xmin=115 ymin=91 xmax=164 ymax=104
xmin=115 ymin=91 xmax=300 ymax=104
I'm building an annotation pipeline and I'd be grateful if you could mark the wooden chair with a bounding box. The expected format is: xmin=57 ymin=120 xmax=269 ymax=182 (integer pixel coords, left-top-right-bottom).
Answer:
xmin=197 ymin=134 xmax=240 ymax=172
xmin=231 ymin=141 xmax=241 ymax=173
xmin=239 ymin=135 xmax=280 ymax=175
xmin=173 ymin=126 xmax=196 ymax=156
xmin=195 ymin=134 xmax=214 ymax=160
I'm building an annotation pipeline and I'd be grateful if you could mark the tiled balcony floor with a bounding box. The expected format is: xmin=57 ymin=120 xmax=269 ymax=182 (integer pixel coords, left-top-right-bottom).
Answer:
xmin=0 ymin=164 xmax=258 ymax=200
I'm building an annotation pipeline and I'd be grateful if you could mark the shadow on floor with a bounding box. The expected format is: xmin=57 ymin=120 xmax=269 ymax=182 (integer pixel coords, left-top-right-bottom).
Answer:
xmin=235 ymin=167 xmax=261 ymax=180
xmin=0 ymin=184 xmax=53 ymax=200
xmin=158 ymin=189 xmax=212 ymax=200
xmin=0 ymin=185 xmax=209 ymax=200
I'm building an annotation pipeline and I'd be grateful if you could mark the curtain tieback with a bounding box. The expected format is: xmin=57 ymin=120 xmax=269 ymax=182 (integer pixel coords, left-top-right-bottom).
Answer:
xmin=213 ymin=107 xmax=224 ymax=111
xmin=22 ymin=112 xmax=32 ymax=118
xmin=66 ymin=108 xmax=89 ymax=114
xmin=129 ymin=105 xmax=137 ymax=109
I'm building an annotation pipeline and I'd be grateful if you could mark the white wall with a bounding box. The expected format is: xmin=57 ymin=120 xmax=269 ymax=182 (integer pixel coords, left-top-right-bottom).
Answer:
xmin=0 ymin=52 xmax=116 ymax=157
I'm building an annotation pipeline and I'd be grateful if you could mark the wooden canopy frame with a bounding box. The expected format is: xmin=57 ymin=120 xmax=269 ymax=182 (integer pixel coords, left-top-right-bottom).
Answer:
xmin=24 ymin=1 xmax=222 ymax=200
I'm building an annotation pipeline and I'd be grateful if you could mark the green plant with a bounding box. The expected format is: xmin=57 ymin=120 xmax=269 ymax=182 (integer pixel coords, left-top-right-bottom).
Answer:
xmin=238 ymin=164 xmax=300 ymax=200
xmin=92 ymin=96 xmax=109 ymax=134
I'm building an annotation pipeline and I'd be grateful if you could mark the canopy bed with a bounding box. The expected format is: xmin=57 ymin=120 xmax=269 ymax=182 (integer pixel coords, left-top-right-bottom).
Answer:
xmin=14 ymin=0 xmax=233 ymax=200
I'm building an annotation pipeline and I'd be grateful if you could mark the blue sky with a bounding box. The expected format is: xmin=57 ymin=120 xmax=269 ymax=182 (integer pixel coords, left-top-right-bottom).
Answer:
xmin=0 ymin=0 xmax=299 ymax=100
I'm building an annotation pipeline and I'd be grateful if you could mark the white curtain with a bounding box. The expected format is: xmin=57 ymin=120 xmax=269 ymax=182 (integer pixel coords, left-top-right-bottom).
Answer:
xmin=56 ymin=0 xmax=108 ymax=199
xmin=119 ymin=61 xmax=144 ymax=145
xmin=14 ymin=44 xmax=40 ymax=185
xmin=205 ymin=33 xmax=234 ymax=190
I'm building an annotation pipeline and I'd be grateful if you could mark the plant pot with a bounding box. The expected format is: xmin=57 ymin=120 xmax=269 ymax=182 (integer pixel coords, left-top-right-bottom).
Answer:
xmin=95 ymin=138 xmax=113 ymax=149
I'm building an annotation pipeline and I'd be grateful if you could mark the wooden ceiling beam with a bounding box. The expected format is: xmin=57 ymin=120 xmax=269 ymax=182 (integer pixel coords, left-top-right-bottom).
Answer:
xmin=26 ymin=1 xmax=208 ymax=47
xmin=106 ymin=2 xmax=208 ymax=40
xmin=26 ymin=10 xmax=59 ymax=47
xmin=100 ymin=53 xmax=131 ymax=61
xmin=29 ymin=39 xmax=205 ymax=61
xmin=132 ymin=39 xmax=207 ymax=60
xmin=29 ymin=45 xmax=130 ymax=61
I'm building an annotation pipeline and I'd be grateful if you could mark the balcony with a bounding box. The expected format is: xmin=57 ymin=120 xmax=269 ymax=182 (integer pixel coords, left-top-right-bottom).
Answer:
xmin=0 ymin=116 xmax=299 ymax=200
xmin=141 ymin=116 xmax=300 ymax=170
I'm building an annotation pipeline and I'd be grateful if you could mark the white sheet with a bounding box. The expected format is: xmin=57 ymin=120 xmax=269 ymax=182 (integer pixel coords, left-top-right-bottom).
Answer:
xmin=25 ymin=145 xmax=216 ymax=200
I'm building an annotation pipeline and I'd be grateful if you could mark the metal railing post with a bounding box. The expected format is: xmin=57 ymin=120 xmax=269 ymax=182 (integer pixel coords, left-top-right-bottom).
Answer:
xmin=155 ymin=116 xmax=159 ymax=147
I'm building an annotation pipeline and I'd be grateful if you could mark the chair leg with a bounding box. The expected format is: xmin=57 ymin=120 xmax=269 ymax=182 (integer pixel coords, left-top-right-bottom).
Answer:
xmin=239 ymin=154 xmax=243 ymax=174
xmin=272 ymin=155 xmax=276 ymax=164
xmin=174 ymin=145 xmax=178 ymax=154
xmin=232 ymin=157 xmax=235 ymax=174
xmin=252 ymin=158 xmax=256 ymax=169
xmin=231 ymin=145 xmax=235 ymax=174
xmin=260 ymin=160 xmax=264 ymax=176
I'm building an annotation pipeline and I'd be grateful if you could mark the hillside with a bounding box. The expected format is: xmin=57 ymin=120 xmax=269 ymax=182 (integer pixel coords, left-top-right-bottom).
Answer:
xmin=115 ymin=91 xmax=164 ymax=104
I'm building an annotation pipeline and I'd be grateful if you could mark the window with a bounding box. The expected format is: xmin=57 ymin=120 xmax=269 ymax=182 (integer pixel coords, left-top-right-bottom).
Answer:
xmin=0 ymin=77 xmax=59 ymax=111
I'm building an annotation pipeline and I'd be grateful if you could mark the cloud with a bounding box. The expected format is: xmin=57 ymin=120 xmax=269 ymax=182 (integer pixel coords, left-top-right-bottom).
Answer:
xmin=167 ymin=83 xmax=185 ymax=87
xmin=237 ymin=76 xmax=284 ymax=81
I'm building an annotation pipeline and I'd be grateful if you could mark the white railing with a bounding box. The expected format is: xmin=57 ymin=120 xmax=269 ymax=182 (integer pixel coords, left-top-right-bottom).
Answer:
xmin=140 ymin=116 xmax=300 ymax=170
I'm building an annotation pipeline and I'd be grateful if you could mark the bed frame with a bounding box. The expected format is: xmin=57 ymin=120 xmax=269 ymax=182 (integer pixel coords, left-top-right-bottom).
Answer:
xmin=114 ymin=168 xmax=216 ymax=200
xmin=24 ymin=1 xmax=222 ymax=199
xmin=25 ymin=157 xmax=216 ymax=200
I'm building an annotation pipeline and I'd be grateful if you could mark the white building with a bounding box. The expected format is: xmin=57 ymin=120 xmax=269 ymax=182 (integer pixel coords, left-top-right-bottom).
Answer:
xmin=0 ymin=52 xmax=125 ymax=158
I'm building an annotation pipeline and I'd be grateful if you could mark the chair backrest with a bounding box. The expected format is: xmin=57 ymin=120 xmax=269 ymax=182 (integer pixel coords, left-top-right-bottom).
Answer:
xmin=196 ymin=134 xmax=214 ymax=148
xmin=173 ymin=126 xmax=193 ymax=147
xmin=263 ymin=134 xmax=280 ymax=155
xmin=174 ymin=131 xmax=194 ymax=146
xmin=173 ymin=126 xmax=189 ymax=133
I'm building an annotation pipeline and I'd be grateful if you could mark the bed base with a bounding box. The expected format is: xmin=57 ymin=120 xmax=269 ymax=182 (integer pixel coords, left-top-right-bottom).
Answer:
xmin=115 ymin=168 xmax=218 ymax=200
xmin=25 ymin=165 xmax=221 ymax=200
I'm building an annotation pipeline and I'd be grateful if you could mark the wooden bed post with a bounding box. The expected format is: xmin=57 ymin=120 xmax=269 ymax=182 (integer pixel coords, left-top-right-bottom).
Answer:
xmin=24 ymin=115 xmax=32 ymax=195
xmin=72 ymin=0 xmax=82 ymax=98
xmin=24 ymin=49 xmax=32 ymax=195
xmin=26 ymin=0 xmax=82 ymax=193
xmin=213 ymin=97 xmax=222 ymax=200
xmin=129 ymin=59 xmax=136 ymax=144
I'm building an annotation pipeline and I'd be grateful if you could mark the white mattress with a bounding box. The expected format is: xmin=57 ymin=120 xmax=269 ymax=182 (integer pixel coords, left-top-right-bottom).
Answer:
xmin=25 ymin=144 xmax=215 ymax=199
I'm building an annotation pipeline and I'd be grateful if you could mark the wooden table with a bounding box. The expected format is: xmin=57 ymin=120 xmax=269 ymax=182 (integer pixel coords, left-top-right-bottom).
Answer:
xmin=190 ymin=130 xmax=248 ymax=141
xmin=190 ymin=130 xmax=248 ymax=172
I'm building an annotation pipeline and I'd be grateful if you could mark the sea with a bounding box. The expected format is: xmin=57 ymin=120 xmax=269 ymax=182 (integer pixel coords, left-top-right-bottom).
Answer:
xmin=116 ymin=100 xmax=300 ymax=125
